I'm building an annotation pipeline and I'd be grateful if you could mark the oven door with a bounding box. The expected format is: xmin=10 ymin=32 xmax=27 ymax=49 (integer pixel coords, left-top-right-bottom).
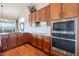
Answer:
xmin=52 ymin=38 xmax=75 ymax=53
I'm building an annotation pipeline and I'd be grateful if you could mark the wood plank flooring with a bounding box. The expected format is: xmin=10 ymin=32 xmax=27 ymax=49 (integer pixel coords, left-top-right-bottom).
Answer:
xmin=0 ymin=44 xmax=47 ymax=56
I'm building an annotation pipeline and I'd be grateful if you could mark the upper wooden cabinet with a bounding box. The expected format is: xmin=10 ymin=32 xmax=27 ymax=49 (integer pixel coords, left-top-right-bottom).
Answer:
xmin=29 ymin=3 xmax=79 ymax=26
xmin=31 ymin=12 xmax=36 ymax=22
xmin=29 ymin=15 xmax=32 ymax=26
xmin=39 ymin=7 xmax=46 ymax=20
xmin=45 ymin=5 xmax=51 ymax=26
xmin=45 ymin=5 xmax=51 ymax=21
xmin=50 ymin=3 xmax=62 ymax=20
xmin=62 ymin=3 xmax=79 ymax=18
xmin=35 ymin=11 xmax=40 ymax=22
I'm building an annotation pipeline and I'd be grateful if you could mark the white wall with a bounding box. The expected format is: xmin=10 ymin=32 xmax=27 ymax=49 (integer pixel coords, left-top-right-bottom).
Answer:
xmin=18 ymin=3 xmax=50 ymax=33
xmin=35 ymin=3 xmax=49 ymax=10
xmin=18 ymin=6 xmax=31 ymax=32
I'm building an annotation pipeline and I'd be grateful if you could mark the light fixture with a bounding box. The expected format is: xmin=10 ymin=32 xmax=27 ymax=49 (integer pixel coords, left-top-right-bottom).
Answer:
xmin=1 ymin=4 xmax=3 ymax=19
xmin=0 ymin=5 xmax=9 ymax=22
xmin=5 ymin=19 xmax=8 ymax=21
xmin=0 ymin=4 xmax=4 ymax=22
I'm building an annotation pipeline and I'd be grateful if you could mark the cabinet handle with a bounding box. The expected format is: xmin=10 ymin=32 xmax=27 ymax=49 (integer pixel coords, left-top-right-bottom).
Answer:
xmin=62 ymin=12 xmax=65 ymax=18
xmin=63 ymin=12 xmax=64 ymax=18
xmin=59 ymin=12 xmax=61 ymax=19
xmin=59 ymin=13 xmax=60 ymax=18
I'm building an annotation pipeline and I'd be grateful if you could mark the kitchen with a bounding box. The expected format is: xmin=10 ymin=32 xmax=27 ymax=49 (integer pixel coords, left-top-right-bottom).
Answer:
xmin=0 ymin=3 xmax=79 ymax=56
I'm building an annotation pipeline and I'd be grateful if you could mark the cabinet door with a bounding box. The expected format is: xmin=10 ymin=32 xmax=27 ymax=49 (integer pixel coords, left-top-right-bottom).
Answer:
xmin=21 ymin=33 xmax=27 ymax=44
xmin=50 ymin=3 xmax=62 ymax=20
xmin=39 ymin=7 xmax=46 ymax=20
xmin=62 ymin=3 xmax=78 ymax=18
xmin=35 ymin=11 xmax=39 ymax=22
xmin=32 ymin=34 xmax=37 ymax=47
xmin=43 ymin=36 xmax=51 ymax=54
xmin=37 ymin=35 xmax=43 ymax=49
xmin=9 ymin=34 xmax=17 ymax=49
xmin=17 ymin=33 xmax=24 ymax=46
xmin=1 ymin=35 xmax=9 ymax=51
xmin=25 ymin=33 xmax=32 ymax=44
xmin=45 ymin=5 xmax=51 ymax=26
xmin=29 ymin=15 xmax=32 ymax=26
xmin=31 ymin=12 xmax=36 ymax=22
xmin=31 ymin=13 xmax=36 ymax=26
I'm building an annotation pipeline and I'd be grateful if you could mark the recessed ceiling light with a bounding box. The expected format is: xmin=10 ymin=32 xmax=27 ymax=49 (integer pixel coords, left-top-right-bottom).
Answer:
xmin=5 ymin=19 xmax=8 ymax=21
xmin=0 ymin=18 xmax=4 ymax=21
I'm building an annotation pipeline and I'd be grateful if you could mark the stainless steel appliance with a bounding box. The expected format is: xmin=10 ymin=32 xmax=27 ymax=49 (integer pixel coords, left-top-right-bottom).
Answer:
xmin=51 ymin=17 xmax=77 ymax=56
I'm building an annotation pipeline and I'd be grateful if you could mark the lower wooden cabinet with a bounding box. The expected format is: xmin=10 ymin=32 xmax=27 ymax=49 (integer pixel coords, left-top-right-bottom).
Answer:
xmin=22 ymin=33 xmax=28 ymax=44
xmin=1 ymin=33 xmax=30 ymax=51
xmin=32 ymin=34 xmax=37 ymax=47
xmin=16 ymin=33 xmax=29 ymax=46
xmin=26 ymin=33 xmax=32 ymax=44
xmin=31 ymin=34 xmax=51 ymax=55
xmin=8 ymin=34 xmax=17 ymax=49
xmin=37 ymin=35 xmax=43 ymax=50
xmin=17 ymin=33 xmax=24 ymax=46
xmin=1 ymin=35 xmax=9 ymax=51
xmin=1 ymin=33 xmax=51 ymax=55
xmin=43 ymin=36 xmax=51 ymax=54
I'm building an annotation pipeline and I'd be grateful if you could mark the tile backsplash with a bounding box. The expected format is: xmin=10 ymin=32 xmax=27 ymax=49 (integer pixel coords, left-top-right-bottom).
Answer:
xmin=30 ymin=26 xmax=51 ymax=34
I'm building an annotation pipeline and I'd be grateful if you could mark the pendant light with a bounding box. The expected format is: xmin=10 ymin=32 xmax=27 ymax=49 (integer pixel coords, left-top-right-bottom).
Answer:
xmin=1 ymin=4 xmax=3 ymax=21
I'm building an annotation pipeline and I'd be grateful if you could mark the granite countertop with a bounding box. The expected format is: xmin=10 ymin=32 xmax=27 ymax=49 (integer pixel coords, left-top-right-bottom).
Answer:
xmin=0 ymin=32 xmax=51 ymax=37
xmin=29 ymin=32 xmax=51 ymax=37
xmin=0 ymin=32 xmax=20 ymax=35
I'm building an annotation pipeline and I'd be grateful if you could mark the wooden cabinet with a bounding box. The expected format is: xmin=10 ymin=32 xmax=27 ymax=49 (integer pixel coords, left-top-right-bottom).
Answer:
xmin=35 ymin=11 xmax=40 ymax=22
xmin=45 ymin=5 xmax=51 ymax=21
xmin=37 ymin=35 xmax=43 ymax=50
xmin=50 ymin=3 xmax=62 ymax=20
xmin=31 ymin=12 xmax=36 ymax=22
xmin=1 ymin=33 xmax=32 ymax=52
xmin=45 ymin=5 xmax=51 ymax=26
xmin=25 ymin=33 xmax=32 ymax=44
xmin=21 ymin=33 xmax=28 ymax=44
xmin=29 ymin=3 xmax=79 ymax=26
xmin=31 ymin=34 xmax=51 ymax=55
xmin=1 ymin=35 xmax=9 ymax=51
xmin=31 ymin=12 xmax=36 ymax=26
xmin=16 ymin=33 xmax=24 ymax=46
xmin=9 ymin=34 xmax=17 ymax=49
xmin=43 ymin=36 xmax=51 ymax=54
xmin=29 ymin=15 xmax=32 ymax=26
xmin=31 ymin=34 xmax=37 ymax=47
xmin=39 ymin=7 xmax=46 ymax=20
xmin=50 ymin=3 xmax=79 ymax=19
xmin=62 ymin=3 xmax=79 ymax=18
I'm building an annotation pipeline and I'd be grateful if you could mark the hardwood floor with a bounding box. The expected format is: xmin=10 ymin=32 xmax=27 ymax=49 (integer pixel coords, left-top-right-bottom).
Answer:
xmin=0 ymin=44 xmax=47 ymax=56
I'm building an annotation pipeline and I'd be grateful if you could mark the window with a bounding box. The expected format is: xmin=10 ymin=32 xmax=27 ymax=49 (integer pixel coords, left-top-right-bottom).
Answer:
xmin=0 ymin=22 xmax=17 ymax=33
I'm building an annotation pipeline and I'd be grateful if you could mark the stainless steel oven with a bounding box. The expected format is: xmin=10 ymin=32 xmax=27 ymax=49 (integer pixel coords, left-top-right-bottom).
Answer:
xmin=51 ymin=17 xmax=77 ymax=55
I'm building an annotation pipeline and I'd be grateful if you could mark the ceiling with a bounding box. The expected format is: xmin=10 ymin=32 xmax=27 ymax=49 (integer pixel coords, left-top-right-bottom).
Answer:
xmin=0 ymin=3 xmax=29 ymax=20
xmin=0 ymin=3 xmax=49 ymax=20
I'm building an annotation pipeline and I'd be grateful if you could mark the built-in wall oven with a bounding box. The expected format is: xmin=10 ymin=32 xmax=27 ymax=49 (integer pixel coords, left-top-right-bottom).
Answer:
xmin=51 ymin=17 xmax=77 ymax=56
